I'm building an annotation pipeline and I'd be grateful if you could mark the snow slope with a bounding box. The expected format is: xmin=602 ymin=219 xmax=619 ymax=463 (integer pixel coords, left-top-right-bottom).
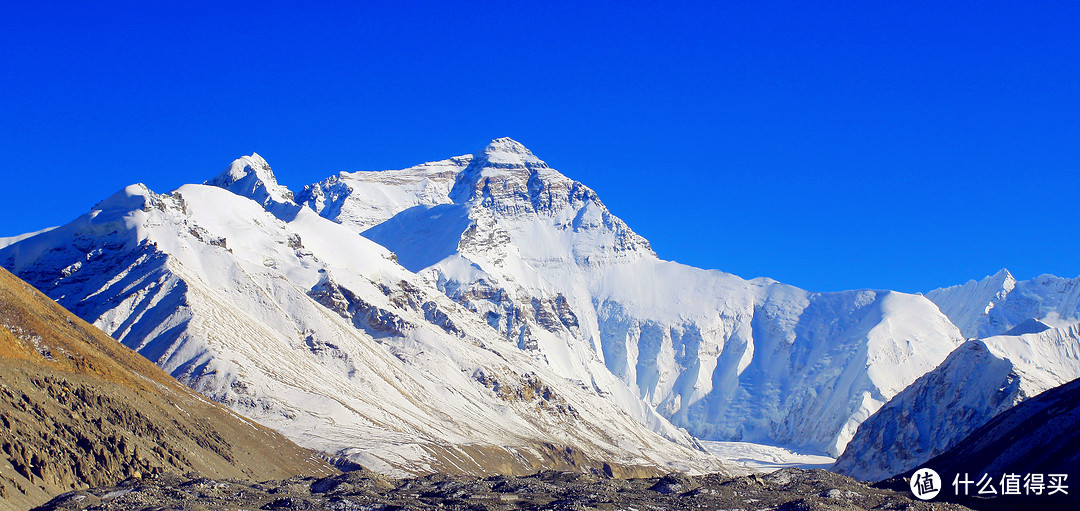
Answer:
xmin=297 ymin=156 xmax=466 ymax=233
xmin=0 ymin=226 xmax=57 ymax=249
xmin=833 ymin=323 xmax=1080 ymax=481
xmin=927 ymin=269 xmax=1080 ymax=339
xmin=0 ymin=159 xmax=729 ymax=477
xmin=300 ymin=138 xmax=965 ymax=457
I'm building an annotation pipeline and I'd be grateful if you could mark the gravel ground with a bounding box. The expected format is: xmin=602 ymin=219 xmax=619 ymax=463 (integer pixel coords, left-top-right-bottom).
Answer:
xmin=33 ymin=466 xmax=973 ymax=511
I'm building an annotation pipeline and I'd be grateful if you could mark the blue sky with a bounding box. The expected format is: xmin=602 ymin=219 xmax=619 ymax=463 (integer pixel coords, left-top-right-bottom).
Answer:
xmin=2 ymin=1 xmax=1077 ymax=293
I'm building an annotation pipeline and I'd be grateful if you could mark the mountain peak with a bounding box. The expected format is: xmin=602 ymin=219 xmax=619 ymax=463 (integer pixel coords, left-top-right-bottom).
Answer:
xmin=474 ymin=137 xmax=548 ymax=170
xmin=485 ymin=136 xmax=530 ymax=153
xmin=988 ymin=268 xmax=1017 ymax=293
xmin=206 ymin=153 xmax=295 ymax=205
xmin=991 ymin=267 xmax=1015 ymax=282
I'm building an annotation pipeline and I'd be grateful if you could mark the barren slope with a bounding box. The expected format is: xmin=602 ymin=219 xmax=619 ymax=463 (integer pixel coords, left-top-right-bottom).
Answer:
xmin=0 ymin=266 xmax=335 ymax=510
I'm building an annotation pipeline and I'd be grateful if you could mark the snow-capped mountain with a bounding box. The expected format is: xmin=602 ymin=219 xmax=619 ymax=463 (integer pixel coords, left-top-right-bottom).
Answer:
xmin=832 ymin=323 xmax=1080 ymax=481
xmin=19 ymin=138 xmax=1068 ymax=481
xmin=927 ymin=269 xmax=1080 ymax=339
xmin=298 ymin=138 xmax=965 ymax=457
xmin=0 ymin=156 xmax=727 ymax=477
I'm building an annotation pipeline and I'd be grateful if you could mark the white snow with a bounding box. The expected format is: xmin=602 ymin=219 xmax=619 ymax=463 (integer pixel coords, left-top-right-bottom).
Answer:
xmin=702 ymin=441 xmax=835 ymax=472
xmin=927 ymin=269 xmax=1080 ymax=339
xmin=296 ymin=156 xmax=468 ymax=232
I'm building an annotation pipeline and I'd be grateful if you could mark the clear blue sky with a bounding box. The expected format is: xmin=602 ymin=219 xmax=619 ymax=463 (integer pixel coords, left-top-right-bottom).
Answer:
xmin=2 ymin=1 xmax=1078 ymax=293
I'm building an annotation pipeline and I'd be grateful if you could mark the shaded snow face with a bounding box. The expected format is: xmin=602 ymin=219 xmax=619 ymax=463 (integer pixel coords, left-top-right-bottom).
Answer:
xmin=299 ymin=138 xmax=965 ymax=457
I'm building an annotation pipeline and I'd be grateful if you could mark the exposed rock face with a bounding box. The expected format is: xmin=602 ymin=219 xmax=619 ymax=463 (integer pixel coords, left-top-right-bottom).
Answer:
xmin=32 ymin=468 xmax=973 ymax=511
xmin=0 ymin=266 xmax=335 ymax=510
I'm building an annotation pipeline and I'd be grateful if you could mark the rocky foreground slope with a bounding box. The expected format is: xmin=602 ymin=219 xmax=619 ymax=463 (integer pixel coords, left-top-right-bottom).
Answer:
xmin=0 ymin=267 xmax=335 ymax=510
xmin=33 ymin=467 xmax=972 ymax=511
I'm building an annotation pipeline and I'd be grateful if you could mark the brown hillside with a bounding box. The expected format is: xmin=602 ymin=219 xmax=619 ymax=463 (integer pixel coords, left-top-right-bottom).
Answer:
xmin=0 ymin=266 xmax=336 ymax=510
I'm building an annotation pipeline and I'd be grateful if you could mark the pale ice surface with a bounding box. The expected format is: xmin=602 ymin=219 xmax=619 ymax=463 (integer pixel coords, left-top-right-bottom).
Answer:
xmin=701 ymin=441 xmax=835 ymax=472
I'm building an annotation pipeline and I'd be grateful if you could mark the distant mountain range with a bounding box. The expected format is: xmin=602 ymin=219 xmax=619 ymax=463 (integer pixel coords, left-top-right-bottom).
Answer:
xmin=2 ymin=138 xmax=1077 ymax=486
